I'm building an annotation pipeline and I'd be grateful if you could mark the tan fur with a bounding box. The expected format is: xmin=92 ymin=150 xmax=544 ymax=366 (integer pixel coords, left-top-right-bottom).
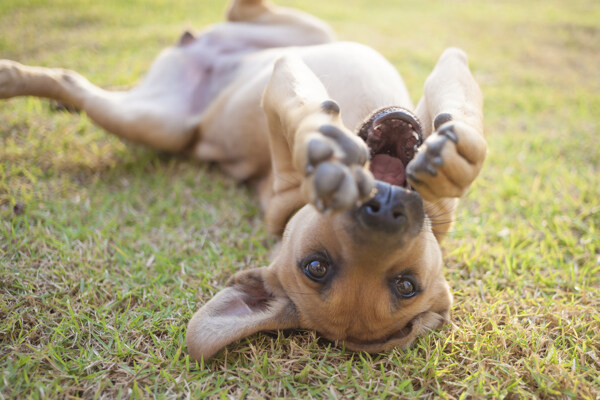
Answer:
xmin=0 ymin=0 xmax=486 ymax=360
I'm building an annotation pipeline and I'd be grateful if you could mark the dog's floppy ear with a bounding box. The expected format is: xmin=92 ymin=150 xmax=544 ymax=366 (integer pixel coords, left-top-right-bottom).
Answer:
xmin=186 ymin=267 xmax=299 ymax=361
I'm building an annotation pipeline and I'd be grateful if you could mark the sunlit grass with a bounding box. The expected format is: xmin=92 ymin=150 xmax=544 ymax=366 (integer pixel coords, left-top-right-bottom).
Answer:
xmin=1 ymin=0 xmax=599 ymax=398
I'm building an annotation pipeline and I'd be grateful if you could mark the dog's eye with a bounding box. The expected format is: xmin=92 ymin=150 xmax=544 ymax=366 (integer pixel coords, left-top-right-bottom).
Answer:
xmin=394 ymin=276 xmax=418 ymax=298
xmin=303 ymin=259 xmax=329 ymax=281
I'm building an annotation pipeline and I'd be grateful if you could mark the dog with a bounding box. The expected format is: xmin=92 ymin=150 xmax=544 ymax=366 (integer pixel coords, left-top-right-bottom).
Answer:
xmin=0 ymin=0 xmax=486 ymax=360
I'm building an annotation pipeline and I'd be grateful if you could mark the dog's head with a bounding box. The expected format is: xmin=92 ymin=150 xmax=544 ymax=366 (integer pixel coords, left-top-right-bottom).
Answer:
xmin=186 ymin=108 xmax=452 ymax=360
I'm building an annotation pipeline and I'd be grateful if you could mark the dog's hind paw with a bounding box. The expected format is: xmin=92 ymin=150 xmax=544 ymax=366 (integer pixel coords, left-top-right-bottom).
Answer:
xmin=406 ymin=117 xmax=486 ymax=201
xmin=0 ymin=60 xmax=23 ymax=99
xmin=303 ymin=124 xmax=374 ymax=212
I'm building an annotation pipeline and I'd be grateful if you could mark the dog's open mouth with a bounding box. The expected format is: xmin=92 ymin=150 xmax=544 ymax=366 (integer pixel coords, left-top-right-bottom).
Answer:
xmin=357 ymin=107 xmax=423 ymax=189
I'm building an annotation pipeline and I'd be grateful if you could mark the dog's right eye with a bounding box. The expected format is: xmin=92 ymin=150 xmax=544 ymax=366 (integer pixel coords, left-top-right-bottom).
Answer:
xmin=301 ymin=256 xmax=330 ymax=282
xmin=393 ymin=275 xmax=419 ymax=299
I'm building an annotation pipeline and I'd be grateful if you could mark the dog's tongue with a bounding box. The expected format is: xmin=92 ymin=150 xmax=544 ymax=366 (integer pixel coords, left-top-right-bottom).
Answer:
xmin=370 ymin=154 xmax=405 ymax=186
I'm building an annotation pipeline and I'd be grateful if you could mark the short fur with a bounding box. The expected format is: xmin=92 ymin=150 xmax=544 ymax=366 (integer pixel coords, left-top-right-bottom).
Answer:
xmin=0 ymin=0 xmax=486 ymax=360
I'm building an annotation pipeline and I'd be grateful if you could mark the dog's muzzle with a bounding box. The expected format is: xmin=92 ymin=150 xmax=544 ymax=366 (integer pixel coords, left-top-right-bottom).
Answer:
xmin=356 ymin=181 xmax=424 ymax=236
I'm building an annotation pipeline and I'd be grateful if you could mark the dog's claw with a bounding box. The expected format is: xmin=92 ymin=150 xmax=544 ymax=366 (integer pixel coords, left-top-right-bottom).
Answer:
xmin=354 ymin=168 xmax=376 ymax=200
xmin=314 ymin=198 xmax=325 ymax=213
xmin=425 ymin=163 xmax=438 ymax=176
xmin=439 ymin=125 xmax=458 ymax=144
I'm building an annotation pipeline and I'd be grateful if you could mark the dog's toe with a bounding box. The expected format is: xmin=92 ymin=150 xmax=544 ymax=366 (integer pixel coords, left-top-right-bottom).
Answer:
xmin=313 ymin=161 xmax=345 ymax=197
xmin=307 ymin=137 xmax=334 ymax=173
xmin=407 ymin=118 xmax=486 ymax=200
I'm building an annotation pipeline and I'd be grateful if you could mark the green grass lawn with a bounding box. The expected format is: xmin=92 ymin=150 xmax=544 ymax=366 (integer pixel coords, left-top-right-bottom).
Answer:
xmin=1 ymin=0 xmax=599 ymax=398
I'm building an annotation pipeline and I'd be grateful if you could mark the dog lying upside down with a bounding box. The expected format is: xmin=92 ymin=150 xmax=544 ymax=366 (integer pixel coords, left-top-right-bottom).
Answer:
xmin=0 ymin=0 xmax=486 ymax=360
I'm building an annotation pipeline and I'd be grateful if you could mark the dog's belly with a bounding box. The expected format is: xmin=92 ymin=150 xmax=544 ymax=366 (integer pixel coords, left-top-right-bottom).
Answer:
xmin=193 ymin=42 xmax=414 ymax=182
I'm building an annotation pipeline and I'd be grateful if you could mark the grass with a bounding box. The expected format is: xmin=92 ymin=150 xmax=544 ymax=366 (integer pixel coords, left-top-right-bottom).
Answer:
xmin=1 ymin=0 xmax=599 ymax=398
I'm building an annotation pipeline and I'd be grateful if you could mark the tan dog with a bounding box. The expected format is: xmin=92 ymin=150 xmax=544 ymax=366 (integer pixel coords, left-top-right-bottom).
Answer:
xmin=0 ymin=0 xmax=486 ymax=360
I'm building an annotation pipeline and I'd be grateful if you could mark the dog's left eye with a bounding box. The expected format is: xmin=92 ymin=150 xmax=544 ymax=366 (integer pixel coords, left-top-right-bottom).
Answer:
xmin=394 ymin=275 xmax=418 ymax=298
xmin=303 ymin=258 xmax=329 ymax=282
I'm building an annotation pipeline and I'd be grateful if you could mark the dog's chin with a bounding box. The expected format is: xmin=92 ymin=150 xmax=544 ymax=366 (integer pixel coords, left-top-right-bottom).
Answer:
xmin=333 ymin=310 xmax=449 ymax=354
xmin=357 ymin=106 xmax=423 ymax=190
xmin=342 ymin=325 xmax=414 ymax=354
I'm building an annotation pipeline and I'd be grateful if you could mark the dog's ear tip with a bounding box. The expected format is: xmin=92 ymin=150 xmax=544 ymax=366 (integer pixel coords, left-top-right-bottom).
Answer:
xmin=186 ymin=317 xmax=232 ymax=362
xmin=185 ymin=269 xmax=299 ymax=361
xmin=185 ymin=332 xmax=217 ymax=362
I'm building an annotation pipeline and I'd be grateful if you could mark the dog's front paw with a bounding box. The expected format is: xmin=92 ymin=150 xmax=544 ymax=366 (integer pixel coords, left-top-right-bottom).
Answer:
xmin=407 ymin=115 xmax=486 ymax=201
xmin=302 ymin=124 xmax=374 ymax=213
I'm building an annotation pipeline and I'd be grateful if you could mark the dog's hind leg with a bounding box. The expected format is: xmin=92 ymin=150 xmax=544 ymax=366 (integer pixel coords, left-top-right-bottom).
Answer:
xmin=0 ymin=54 xmax=200 ymax=153
xmin=224 ymin=0 xmax=335 ymax=46
xmin=261 ymin=55 xmax=375 ymax=232
xmin=406 ymin=48 xmax=487 ymax=239
xmin=0 ymin=1 xmax=334 ymax=154
xmin=226 ymin=0 xmax=275 ymax=21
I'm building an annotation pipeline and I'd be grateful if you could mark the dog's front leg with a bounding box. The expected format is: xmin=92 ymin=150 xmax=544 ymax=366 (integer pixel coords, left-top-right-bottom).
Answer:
xmin=262 ymin=56 xmax=374 ymax=231
xmin=408 ymin=48 xmax=486 ymax=201
xmin=407 ymin=48 xmax=487 ymax=239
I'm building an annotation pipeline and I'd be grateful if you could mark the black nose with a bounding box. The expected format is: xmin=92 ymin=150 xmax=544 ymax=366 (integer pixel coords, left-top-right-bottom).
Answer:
xmin=357 ymin=181 xmax=424 ymax=234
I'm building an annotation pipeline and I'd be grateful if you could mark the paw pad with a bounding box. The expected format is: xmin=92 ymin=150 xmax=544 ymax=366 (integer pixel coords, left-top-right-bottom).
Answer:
xmin=321 ymin=100 xmax=340 ymax=115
